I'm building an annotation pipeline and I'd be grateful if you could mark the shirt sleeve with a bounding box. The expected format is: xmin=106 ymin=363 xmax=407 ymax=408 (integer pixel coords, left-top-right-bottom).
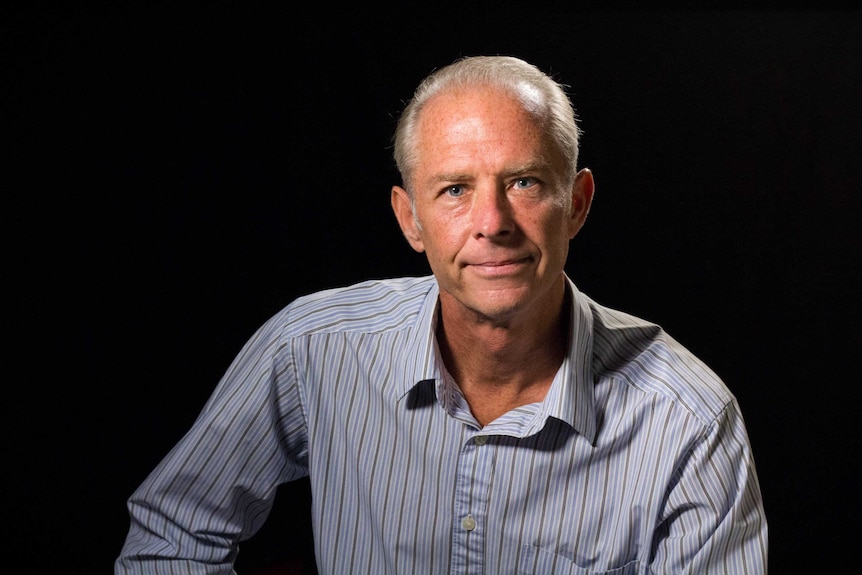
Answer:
xmin=651 ymin=398 xmax=768 ymax=574
xmin=114 ymin=310 xmax=309 ymax=575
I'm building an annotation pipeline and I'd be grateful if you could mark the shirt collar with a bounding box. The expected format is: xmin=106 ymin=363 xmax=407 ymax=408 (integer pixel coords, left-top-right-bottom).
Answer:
xmin=545 ymin=275 xmax=597 ymax=444
xmin=395 ymin=274 xmax=597 ymax=444
xmin=395 ymin=277 xmax=444 ymax=395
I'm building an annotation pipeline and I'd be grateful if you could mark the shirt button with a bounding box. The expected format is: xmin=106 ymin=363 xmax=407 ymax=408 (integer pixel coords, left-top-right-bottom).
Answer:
xmin=461 ymin=514 xmax=476 ymax=531
xmin=474 ymin=435 xmax=487 ymax=446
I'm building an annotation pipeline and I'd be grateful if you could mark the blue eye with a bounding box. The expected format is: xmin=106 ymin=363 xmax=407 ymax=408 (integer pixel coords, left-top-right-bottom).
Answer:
xmin=513 ymin=177 xmax=536 ymax=190
xmin=446 ymin=185 xmax=465 ymax=197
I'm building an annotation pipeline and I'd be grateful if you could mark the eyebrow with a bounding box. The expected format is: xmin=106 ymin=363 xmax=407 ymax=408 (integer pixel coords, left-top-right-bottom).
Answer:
xmin=428 ymin=172 xmax=470 ymax=184
xmin=428 ymin=161 xmax=553 ymax=184
xmin=502 ymin=161 xmax=553 ymax=177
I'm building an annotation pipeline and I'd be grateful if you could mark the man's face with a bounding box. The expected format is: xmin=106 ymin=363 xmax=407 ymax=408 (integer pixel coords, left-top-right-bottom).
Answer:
xmin=392 ymin=85 xmax=592 ymax=326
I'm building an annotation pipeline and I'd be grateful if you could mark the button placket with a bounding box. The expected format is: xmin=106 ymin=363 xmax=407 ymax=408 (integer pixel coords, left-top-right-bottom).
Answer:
xmin=450 ymin=433 xmax=494 ymax=573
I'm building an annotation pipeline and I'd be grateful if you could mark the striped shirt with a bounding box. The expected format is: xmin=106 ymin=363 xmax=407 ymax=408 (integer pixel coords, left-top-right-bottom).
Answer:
xmin=115 ymin=275 xmax=767 ymax=574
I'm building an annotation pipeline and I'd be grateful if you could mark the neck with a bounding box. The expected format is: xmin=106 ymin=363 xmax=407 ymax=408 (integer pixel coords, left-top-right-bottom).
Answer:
xmin=436 ymin=278 xmax=570 ymax=425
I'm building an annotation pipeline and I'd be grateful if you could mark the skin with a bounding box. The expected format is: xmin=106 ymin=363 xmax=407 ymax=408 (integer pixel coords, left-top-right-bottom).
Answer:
xmin=391 ymin=84 xmax=594 ymax=425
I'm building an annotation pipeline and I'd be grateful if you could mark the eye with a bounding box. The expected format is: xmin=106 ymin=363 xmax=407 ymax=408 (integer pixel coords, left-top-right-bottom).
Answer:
xmin=445 ymin=185 xmax=466 ymax=197
xmin=513 ymin=177 xmax=537 ymax=190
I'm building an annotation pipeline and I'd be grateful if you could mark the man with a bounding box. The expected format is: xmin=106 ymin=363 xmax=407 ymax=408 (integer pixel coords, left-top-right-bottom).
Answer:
xmin=116 ymin=55 xmax=767 ymax=574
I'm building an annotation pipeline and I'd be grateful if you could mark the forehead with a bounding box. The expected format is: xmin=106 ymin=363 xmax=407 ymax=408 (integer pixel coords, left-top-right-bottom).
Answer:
xmin=418 ymin=85 xmax=541 ymax=138
xmin=414 ymin=86 xmax=554 ymax=170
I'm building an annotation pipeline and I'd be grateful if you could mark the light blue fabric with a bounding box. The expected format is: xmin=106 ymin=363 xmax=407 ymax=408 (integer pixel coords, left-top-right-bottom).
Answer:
xmin=116 ymin=275 xmax=767 ymax=574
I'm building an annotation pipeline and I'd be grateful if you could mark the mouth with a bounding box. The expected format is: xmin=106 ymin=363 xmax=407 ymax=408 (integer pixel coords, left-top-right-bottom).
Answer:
xmin=467 ymin=256 xmax=533 ymax=277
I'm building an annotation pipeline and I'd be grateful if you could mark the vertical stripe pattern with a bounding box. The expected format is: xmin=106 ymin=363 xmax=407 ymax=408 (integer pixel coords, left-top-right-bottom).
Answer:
xmin=115 ymin=275 xmax=767 ymax=574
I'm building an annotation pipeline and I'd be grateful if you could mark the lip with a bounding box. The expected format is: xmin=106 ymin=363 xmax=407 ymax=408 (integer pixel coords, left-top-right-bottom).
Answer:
xmin=467 ymin=257 xmax=533 ymax=276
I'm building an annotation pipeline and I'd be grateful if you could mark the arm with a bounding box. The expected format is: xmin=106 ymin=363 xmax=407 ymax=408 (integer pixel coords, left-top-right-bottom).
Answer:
xmin=114 ymin=312 xmax=309 ymax=575
xmin=652 ymin=399 xmax=768 ymax=574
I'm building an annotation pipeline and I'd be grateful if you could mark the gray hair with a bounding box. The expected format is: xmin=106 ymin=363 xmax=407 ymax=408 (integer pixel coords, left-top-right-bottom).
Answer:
xmin=392 ymin=55 xmax=581 ymax=196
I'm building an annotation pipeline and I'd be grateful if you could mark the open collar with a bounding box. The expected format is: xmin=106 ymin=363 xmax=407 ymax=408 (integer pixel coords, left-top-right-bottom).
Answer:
xmin=394 ymin=275 xmax=597 ymax=444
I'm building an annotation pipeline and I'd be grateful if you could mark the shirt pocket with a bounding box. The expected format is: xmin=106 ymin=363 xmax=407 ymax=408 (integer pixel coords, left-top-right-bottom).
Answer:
xmin=518 ymin=544 xmax=644 ymax=575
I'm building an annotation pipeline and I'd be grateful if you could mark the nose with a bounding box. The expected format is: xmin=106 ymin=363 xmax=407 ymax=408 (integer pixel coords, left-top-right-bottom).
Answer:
xmin=472 ymin=183 xmax=515 ymax=240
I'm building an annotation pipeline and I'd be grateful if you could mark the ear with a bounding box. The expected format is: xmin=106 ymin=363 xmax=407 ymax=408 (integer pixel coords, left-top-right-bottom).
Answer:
xmin=391 ymin=185 xmax=426 ymax=253
xmin=567 ymin=168 xmax=595 ymax=239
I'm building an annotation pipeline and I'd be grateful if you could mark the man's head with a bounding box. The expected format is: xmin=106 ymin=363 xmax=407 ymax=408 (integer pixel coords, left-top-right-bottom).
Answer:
xmin=390 ymin=55 xmax=594 ymax=326
xmin=393 ymin=55 xmax=582 ymax=204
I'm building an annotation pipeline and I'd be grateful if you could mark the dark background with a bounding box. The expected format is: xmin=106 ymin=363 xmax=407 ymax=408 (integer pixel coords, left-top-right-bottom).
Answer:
xmin=4 ymin=4 xmax=860 ymax=573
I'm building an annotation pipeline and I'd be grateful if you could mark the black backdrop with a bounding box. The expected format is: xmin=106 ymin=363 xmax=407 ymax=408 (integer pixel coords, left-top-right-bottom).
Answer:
xmin=4 ymin=4 xmax=860 ymax=573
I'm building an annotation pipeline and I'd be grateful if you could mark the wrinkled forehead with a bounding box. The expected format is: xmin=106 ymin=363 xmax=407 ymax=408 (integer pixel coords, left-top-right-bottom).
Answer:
xmin=411 ymin=85 xmax=565 ymax=185
xmin=419 ymin=83 xmax=546 ymax=131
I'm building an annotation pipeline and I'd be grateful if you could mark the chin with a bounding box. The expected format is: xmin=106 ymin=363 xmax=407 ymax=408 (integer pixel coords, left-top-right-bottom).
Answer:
xmin=467 ymin=290 xmax=534 ymax=322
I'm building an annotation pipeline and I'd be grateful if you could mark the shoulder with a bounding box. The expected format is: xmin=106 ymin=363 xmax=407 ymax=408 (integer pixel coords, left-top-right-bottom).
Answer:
xmin=275 ymin=275 xmax=436 ymax=336
xmin=585 ymin=296 xmax=734 ymax=425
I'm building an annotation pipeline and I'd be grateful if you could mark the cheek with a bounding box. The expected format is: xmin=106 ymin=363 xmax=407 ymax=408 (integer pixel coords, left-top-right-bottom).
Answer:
xmin=523 ymin=208 xmax=562 ymax=236
xmin=423 ymin=218 xmax=465 ymax=248
xmin=531 ymin=215 xmax=572 ymax=255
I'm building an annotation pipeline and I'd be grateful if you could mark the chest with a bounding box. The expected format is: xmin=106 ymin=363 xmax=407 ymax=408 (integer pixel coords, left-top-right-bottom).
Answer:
xmin=304 ymin=393 xmax=676 ymax=574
